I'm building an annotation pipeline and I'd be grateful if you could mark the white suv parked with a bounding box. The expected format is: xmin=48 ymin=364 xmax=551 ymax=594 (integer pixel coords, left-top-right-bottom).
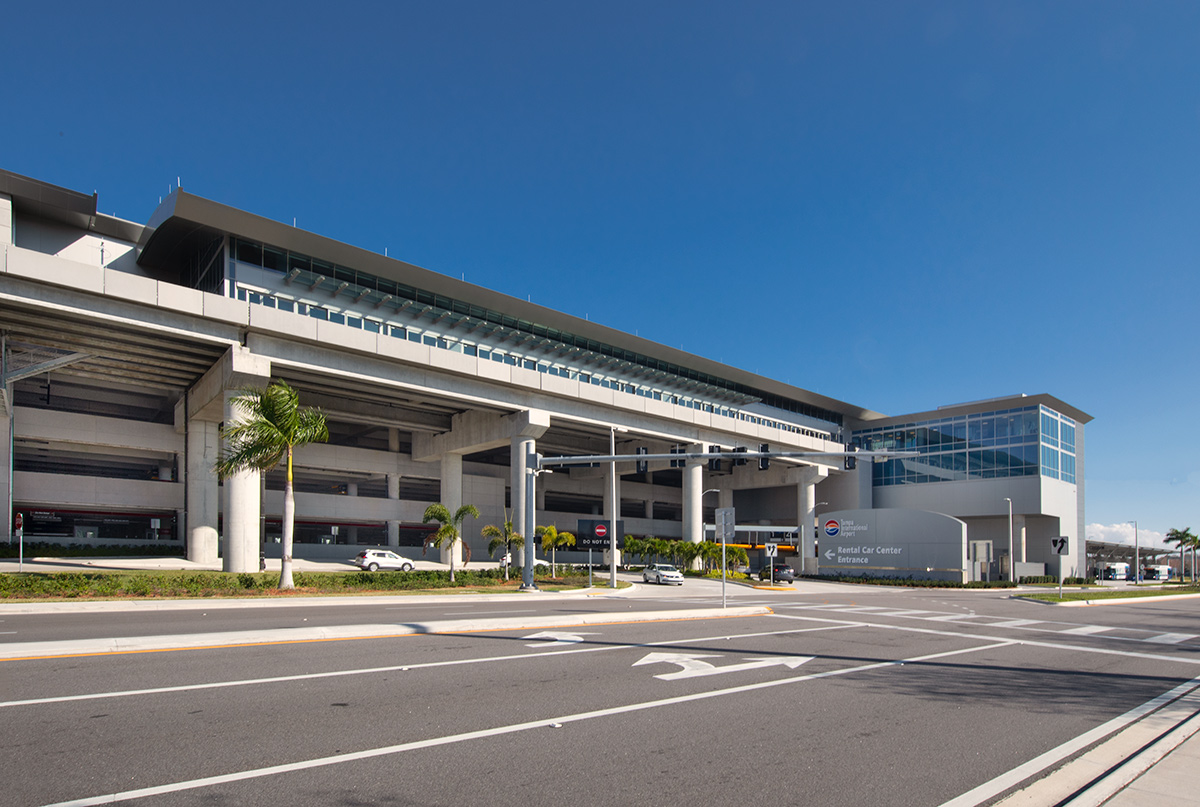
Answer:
xmin=350 ymin=549 xmax=416 ymax=572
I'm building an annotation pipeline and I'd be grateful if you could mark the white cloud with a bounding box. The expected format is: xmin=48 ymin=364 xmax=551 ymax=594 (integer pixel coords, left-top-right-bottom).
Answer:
xmin=1087 ymin=522 xmax=1168 ymax=549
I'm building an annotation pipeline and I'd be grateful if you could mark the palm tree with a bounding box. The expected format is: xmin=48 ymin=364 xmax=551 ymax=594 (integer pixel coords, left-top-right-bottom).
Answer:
xmin=536 ymin=524 xmax=576 ymax=577
xmin=1166 ymin=528 xmax=1197 ymax=582
xmin=422 ymin=503 xmax=480 ymax=583
xmin=215 ymin=380 xmax=328 ymax=590
xmin=482 ymin=513 xmax=524 ymax=581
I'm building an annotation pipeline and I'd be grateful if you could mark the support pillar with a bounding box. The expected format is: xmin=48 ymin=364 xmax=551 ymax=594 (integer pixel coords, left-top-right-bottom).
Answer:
xmin=186 ymin=419 xmax=220 ymax=565
xmin=511 ymin=435 xmax=535 ymax=567
xmin=681 ymin=444 xmax=704 ymax=545
xmin=346 ymin=482 xmax=358 ymax=544
xmin=1015 ymin=515 xmax=1027 ymax=564
xmin=790 ymin=465 xmax=828 ymax=575
xmin=387 ymin=428 xmax=400 ymax=546
xmin=441 ymin=453 xmax=463 ymax=567
xmin=223 ymin=390 xmax=260 ymax=573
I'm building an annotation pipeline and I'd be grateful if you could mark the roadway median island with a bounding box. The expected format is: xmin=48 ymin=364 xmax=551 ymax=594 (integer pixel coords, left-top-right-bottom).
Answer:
xmin=0 ymin=568 xmax=621 ymax=601
xmin=1015 ymin=585 xmax=1200 ymax=605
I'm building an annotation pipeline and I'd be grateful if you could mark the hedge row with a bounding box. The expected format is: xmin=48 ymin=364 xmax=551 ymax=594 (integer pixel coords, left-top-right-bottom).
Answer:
xmin=802 ymin=573 xmax=1016 ymax=589
xmin=0 ymin=542 xmax=184 ymax=559
xmin=0 ymin=567 xmax=589 ymax=599
xmin=1019 ymin=575 xmax=1094 ymax=585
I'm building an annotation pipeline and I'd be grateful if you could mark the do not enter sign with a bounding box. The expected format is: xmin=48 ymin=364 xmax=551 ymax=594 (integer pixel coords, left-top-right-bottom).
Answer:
xmin=595 ymin=523 xmax=607 ymax=538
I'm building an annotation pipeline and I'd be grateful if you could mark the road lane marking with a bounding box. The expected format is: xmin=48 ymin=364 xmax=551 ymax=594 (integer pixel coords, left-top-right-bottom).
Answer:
xmin=523 ymin=630 xmax=599 ymax=647
xmin=633 ymin=651 xmax=812 ymax=680
xmin=0 ymin=623 xmax=854 ymax=710
xmin=37 ymin=640 xmax=1013 ymax=807
xmin=1060 ymin=625 xmax=1112 ymax=635
xmin=1145 ymin=633 xmax=1197 ymax=645
xmin=769 ymin=613 xmax=1200 ymax=666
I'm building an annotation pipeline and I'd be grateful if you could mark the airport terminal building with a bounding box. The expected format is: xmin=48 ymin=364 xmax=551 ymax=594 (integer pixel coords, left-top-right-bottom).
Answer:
xmin=0 ymin=169 xmax=1091 ymax=580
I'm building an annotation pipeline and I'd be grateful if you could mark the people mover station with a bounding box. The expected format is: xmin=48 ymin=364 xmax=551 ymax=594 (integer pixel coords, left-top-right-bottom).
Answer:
xmin=0 ymin=168 xmax=1091 ymax=582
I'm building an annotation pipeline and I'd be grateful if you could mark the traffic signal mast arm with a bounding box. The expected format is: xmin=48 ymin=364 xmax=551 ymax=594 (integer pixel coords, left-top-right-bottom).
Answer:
xmin=532 ymin=449 xmax=917 ymax=470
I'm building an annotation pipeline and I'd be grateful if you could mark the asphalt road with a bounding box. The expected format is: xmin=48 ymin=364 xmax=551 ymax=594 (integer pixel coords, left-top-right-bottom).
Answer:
xmin=2 ymin=577 xmax=1198 ymax=807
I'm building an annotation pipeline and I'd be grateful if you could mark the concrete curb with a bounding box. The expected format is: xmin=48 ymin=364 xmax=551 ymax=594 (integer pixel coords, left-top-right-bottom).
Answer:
xmin=0 ymin=583 xmax=643 ymax=615
xmin=1012 ymin=592 xmax=1200 ymax=607
xmin=985 ymin=683 xmax=1200 ymax=807
xmin=0 ymin=606 xmax=773 ymax=660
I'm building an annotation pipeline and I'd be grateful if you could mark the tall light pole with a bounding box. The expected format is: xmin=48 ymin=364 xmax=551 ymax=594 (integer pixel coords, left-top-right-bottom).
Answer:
xmin=608 ymin=426 xmax=627 ymax=588
xmin=1003 ymin=497 xmax=1014 ymax=583
xmin=702 ymin=488 xmax=722 ymax=607
xmin=1128 ymin=520 xmax=1139 ymax=584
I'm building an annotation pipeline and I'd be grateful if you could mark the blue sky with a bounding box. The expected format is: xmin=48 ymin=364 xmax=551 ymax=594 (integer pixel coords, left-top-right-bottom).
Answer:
xmin=5 ymin=2 xmax=1197 ymax=544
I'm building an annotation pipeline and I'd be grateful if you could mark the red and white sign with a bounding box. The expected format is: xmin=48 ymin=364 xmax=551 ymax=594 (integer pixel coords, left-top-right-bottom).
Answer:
xmin=14 ymin=513 xmax=22 ymax=532
xmin=595 ymin=523 xmax=608 ymax=538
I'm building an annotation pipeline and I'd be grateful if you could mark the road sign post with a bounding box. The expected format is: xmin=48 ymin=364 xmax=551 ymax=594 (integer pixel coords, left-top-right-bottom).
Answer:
xmin=716 ymin=507 xmax=735 ymax=609
xmin=765 ymin=542 xmax=778 ymax=585
xmin=15 ymin=512 xmax=23 ymax=572
xmin=1050 ymin=536 xmax=1069 ymax=598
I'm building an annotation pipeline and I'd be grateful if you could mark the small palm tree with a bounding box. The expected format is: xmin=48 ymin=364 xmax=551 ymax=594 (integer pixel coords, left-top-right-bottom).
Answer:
xmin=482 ymin=513 xmax=524 ymax=581
xmin=536 ymin=524 xmax=576 ymax=577
xmin=215 ymin=380 xmax=328 ymax=590
xmin=422 ymin=503 xmax=479 ymax=583
xmin=1166 ymin=528 xmax=1197 ymax=581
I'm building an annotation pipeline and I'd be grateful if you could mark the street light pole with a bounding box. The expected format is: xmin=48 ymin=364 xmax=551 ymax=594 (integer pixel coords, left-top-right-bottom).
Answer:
xmin=1004 ymin=497 xmax=1014 ymax=584
xmin=609 ymin=426 xmax=618 ymax=589
xmin=1128 ymin=520 xmax=1139 ymax=585
xmin=702 ymin=489 xmax=721 ymax=606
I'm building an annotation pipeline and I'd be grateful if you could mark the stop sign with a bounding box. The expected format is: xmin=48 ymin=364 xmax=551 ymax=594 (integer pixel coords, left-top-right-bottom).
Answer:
xmin=14 ymin=513 xmax=22 ymax=531
xmin=595 ymin=523 xmax=607 ymax=538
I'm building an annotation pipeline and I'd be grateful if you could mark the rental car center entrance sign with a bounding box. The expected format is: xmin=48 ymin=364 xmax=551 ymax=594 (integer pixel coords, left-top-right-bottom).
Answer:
xmin=818 ymin=509 xmax=968 ymax=583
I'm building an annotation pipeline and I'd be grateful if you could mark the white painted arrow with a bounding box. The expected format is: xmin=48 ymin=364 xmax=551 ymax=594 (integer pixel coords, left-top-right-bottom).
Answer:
xmin=633 ymin=652 xmax=813 ymax=681
xmin=523 ymin=631 xmax=598 ymax=648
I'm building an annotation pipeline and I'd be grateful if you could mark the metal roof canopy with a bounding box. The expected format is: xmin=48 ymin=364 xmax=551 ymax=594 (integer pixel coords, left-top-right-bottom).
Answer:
xmin=1086 ymin=540 xmax=1174 ymax=567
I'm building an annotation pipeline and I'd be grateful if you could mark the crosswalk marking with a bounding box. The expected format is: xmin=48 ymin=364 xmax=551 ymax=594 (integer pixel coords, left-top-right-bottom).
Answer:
xmin=1060 ymin=625 xmax=1112 ymax=635
xmin=1145 ymin=633 xmax=1198 ymax=645
xmin=779 ymin=602 xmax=1195 ymax=647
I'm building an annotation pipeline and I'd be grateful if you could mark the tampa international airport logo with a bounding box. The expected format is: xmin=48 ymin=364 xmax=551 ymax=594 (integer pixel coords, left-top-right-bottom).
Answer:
xmin=824 ymin=519 xmax=840 ymax=538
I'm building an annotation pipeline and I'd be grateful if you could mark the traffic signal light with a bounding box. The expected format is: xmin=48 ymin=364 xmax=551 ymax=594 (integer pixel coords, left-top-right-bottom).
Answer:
xmin=845 ymin=445 xmax=858 ymax=470
xmin=733 ymin=446 xmax=748 ymax=466
xmin=670 ymin=446 xmax=684 ymax=468
xmin=759 ymin=443 xmax=770 ymax=471
xmin=636 ymin=446 xmax=648 ymax=474
xmin=708 ymin=445 xmax=721 ymax=471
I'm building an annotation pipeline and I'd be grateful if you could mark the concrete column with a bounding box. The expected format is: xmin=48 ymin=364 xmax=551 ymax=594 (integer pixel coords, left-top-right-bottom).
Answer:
xmin=1015 ymin=515 xmax=1027 ymax=564
xmin=346 ymin=482 xmax=359 ymax=544
xmin=0 ymin=412 xmax=10 ymax=543
xmin=387 ymin=428 xmax=400 ymax=546
xmin=681 ymin=445 xmax=704 ymax=545
xmin=790 ymin=465 xmax=827 ymax=575
xmin=718 ymin=489 xmax=734 ymax=509
xmin=158 ymin=463 xmax=173 ymax=482
xmin=441 ymin=453 xmax=463 ymax=567
xmin=223 ymin=390 xmax=260 ymax=573
xmin=0 ymin=193 xmax=12 ymax=245
xmin=536 ymin=485 xmax=546 ymax=512
xmin=511 ymin=435 xmax=535 ymax=567
xmin=386 ymin=473 xmax=400 ymax=546
xmin=186 ymin=419 xmax=220 ymax=565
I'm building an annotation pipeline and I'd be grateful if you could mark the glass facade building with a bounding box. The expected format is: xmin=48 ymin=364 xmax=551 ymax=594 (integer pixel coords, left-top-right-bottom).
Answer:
xmin=854 ymin=404 xmax=1077 ymax=487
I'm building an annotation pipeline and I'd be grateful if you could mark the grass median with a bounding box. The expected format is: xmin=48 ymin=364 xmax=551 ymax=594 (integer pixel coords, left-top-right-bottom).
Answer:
xmin=1017 ymin=585 xmax=1200 ymax=603
xmin=0 ymin=568 xmax=606 ymax=600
